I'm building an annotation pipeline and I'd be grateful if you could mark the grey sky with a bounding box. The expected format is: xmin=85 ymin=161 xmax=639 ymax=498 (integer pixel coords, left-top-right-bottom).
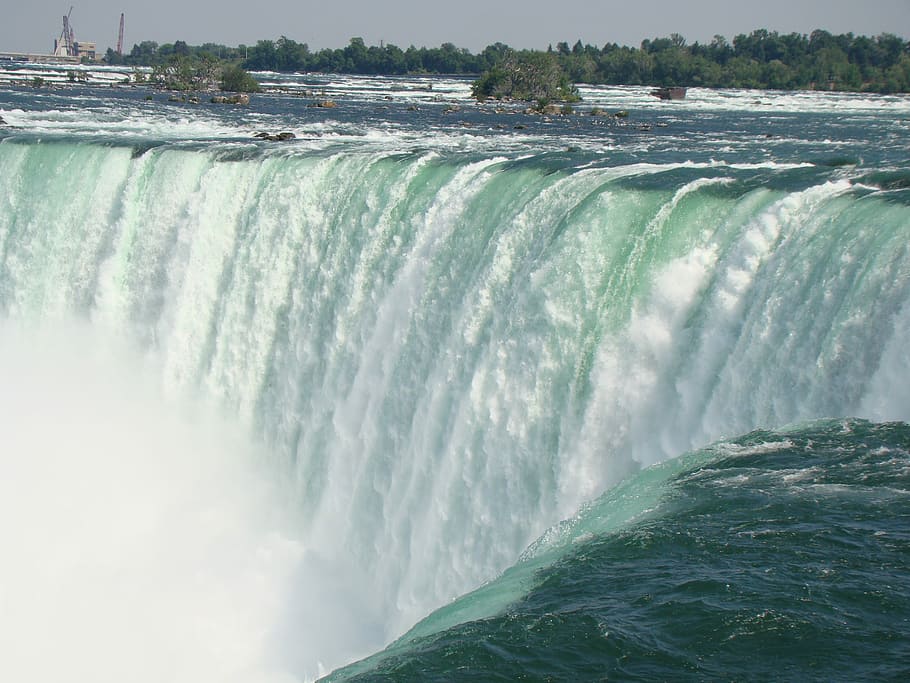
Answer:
xmin=3 ymin=1 xmax=909 ymax=56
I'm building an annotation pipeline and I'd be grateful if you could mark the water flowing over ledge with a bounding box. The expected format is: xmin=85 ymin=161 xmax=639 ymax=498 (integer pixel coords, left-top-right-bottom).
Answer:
xmin=1 ymin=78 xmax=909 ymax=680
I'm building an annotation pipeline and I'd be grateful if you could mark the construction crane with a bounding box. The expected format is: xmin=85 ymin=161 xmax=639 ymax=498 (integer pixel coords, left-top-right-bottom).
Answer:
xmin=54 ymin=7 xmax=76 ymax=57
xmin=116 ymin=13 xmax=124 ymax=55
xmin=66 ymin=9 xmax=75 ymax=53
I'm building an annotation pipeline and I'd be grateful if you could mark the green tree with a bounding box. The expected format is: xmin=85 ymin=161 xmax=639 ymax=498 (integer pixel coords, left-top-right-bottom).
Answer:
xmin=129 ymin=41 xmax=159 ymax=63
xmin=876 ymin=33 xmax=906 ymax=67
xmin=219 ymin=64 xmax=261 ymax=92
xmin=763 ymin=60 xmax=796 ymax=89
xmin=244 ymin=40 xmax=277 ymax=70
xmin=480 ymin=42 xmax=512 ymax=71
xmin=103 ymin=47 xmax=123 ymax=65
xmin=344 ymin=37 xmax=368 ymax=69
xmin=276 ymin=36 xmax=308 ymax=71
xmin=472 ymin=51 xmax=579 ymax=103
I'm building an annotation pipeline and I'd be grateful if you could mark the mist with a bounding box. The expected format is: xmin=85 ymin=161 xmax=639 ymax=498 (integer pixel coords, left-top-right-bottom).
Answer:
xmin=0 ymin=320 xmax=380 ymax=682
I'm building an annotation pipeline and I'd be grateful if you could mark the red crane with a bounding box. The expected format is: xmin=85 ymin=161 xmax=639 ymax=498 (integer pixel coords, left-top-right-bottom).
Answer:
xmin=116 ymin=13 xmax=124 ymax=55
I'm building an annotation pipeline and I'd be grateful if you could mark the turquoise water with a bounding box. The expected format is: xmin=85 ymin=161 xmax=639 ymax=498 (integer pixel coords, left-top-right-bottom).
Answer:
xmin=332 ymin=419 xmax=910 ymax=681
xmin=1 ymin=77 xmax=909 ymax=681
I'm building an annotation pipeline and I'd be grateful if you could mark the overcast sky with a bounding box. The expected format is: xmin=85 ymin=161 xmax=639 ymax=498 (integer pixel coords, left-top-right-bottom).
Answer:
xmin=3 ymin=1 xmax=909 ymax=55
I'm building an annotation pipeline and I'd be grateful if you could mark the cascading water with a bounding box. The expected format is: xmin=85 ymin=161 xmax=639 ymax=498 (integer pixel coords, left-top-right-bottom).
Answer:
xmin=1 ymin=78 xmax=909 ymax=681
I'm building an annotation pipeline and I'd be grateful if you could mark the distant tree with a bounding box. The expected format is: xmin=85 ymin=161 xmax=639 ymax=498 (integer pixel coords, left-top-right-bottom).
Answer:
xmin=219 ymin=63 xmax=261 ymax=92
xmin=480 ymin=42 xmax=512 ymax=70
xmin=103 ymin=47 xmax=123 ymax=65
xmin=809 ymin=29 xmax=836 ymax=53
xmin=642 ymin=37 xmax=678 ymax=53
xmin=243 ymin=40 xmax=277 ymax=70
xmin=129 ymin=41 xmax=159 ymax=63
xmin=382 ymin=44 xmax=407 ymax=73
xmin=275 ymin=36 xmax=308 ymax=71
xmin=344 ymin=37 xmax=368 ymax=68
xmin=708 ymin=34 xmax=733 ymax=64
xmin=876 ymin=33 xmax=906 ymax=67
xmin=763 ymin=59 xmax=796 ymax=89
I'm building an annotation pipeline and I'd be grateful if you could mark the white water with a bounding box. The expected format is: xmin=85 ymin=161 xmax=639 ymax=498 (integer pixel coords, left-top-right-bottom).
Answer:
xmin=2 ymin=80 xmax=910 ymax=680
xmin=0 ymin=322 xmax=315 ymax=681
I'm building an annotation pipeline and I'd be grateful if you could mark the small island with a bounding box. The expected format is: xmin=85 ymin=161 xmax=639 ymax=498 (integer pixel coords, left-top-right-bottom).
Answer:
xmin=146 ymin=55 xmax=260 ymax=95
xmin=471 ymin=51 xmax=580 ymax=111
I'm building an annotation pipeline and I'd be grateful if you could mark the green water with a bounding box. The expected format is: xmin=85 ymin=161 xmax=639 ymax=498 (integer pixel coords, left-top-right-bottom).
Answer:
xmin=332 ymin=420 xmax=910 ymax=681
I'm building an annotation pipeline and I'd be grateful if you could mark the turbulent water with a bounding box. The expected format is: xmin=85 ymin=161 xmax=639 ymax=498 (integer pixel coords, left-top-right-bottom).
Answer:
xmin=332 ymin=419 xmax=910 ymax=681
xmin=1 ymin=70 xmax=909 ymax=682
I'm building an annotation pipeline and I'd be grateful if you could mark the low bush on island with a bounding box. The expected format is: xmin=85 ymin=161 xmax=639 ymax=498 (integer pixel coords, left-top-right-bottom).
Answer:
xmin=219 ymin=63 xmax=261 ymax=93
xmin=148 ymin=55 xmax=260 ymax=94
xmin=472 ymin=52 xmax=580 ymax=108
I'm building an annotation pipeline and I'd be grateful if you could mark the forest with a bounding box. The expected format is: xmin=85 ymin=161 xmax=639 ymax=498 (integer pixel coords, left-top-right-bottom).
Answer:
xmin=104 ymin=29 xmax=910 ymax=93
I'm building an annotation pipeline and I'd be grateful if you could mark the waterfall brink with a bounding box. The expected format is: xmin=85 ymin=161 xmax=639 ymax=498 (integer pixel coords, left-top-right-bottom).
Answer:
xmin=1 ymin=138 xmax=909 ymax=679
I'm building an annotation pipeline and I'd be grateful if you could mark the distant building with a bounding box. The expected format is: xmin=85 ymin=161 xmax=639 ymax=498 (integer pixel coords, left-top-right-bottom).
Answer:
xmin=52 ymin=39 xmax=96 ymax=61
xmin=74 ymin=42 xmax=96 ymax=60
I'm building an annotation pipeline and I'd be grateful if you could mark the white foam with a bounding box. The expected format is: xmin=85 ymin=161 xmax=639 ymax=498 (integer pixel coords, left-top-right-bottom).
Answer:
xmin=0 ymin=320 xmax=382 ymax=682
xmin=859 ymin=297 xmax=910 ymax=422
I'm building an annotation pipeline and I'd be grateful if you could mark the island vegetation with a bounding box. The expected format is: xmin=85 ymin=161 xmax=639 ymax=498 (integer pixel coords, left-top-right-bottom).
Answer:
xmin=471 ymin=52 xmax=580 ymax=104
xmin=141 ymin=53 xmax=261 ymax=93
xmin=103 ymin=29 xmax=910 ymax=95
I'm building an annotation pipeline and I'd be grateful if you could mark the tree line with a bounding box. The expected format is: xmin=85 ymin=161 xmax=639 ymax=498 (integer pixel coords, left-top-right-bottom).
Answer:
xmin=104 ymin=29 xmax=910 ymax=93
